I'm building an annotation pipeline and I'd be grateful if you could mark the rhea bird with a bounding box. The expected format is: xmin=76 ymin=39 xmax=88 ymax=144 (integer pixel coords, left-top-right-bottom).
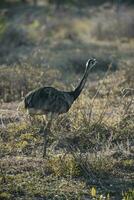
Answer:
xmin=24 ymin=58 xmax=97 ymax=157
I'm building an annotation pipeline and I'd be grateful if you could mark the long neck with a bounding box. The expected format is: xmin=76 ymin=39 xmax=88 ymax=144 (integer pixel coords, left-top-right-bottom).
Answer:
xmin=71 ymin=67 xmax=89 ymax=100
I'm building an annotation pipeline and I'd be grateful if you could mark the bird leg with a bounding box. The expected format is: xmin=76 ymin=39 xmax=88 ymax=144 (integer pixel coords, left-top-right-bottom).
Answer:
xmin=43 ymin=114 xmax=53 ymax=158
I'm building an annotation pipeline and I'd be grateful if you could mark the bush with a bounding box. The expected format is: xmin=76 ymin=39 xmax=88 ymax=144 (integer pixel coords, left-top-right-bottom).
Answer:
xmin=0 ymin=65 xmax=61 ymax=102
xmin=0 ymin=25 xmax=32 ymax=47
xmin=92 ymin=8 xmax=134 ymax=40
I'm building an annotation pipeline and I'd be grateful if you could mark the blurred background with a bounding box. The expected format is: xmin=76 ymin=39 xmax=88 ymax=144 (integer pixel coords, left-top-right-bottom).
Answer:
xmin=0 ymin=0 xmax=134 ymax=102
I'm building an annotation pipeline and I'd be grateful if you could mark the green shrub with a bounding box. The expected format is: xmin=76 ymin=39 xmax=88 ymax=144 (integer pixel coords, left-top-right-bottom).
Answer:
xmin=0 ymin=192 xmax=11 ymax=200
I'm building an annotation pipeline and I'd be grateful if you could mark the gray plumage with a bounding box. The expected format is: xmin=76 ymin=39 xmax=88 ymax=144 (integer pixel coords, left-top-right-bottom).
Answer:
xmin=25 ymin=87 xmax=74 ymax=115
xmin=24 ymin=58 xmax=97 ymax=116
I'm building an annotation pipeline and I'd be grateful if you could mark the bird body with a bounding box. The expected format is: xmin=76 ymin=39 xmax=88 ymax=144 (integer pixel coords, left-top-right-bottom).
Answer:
xmin=25 ymin=87 xmax=74 ymax=115
xmin=24 ymin=58 xmax=97 ymax=116
xmin=24 ymin=58 xmax=97 ymax=157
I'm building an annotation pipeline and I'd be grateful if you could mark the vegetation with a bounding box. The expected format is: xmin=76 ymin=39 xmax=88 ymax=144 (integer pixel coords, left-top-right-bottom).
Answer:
xmin=0 ymin=1 xmax=134 ymax=200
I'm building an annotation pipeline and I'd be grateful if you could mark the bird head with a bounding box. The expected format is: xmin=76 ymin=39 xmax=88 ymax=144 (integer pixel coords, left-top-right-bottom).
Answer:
xmin=86 ymin=58 xmax=97 ymax=70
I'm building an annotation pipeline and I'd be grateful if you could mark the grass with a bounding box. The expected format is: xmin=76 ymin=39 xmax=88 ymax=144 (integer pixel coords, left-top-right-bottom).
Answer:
xmin=0 ymin=2 xmax=134 ymax=200
xmin=0 ymin=72 xmax=133 ymax=199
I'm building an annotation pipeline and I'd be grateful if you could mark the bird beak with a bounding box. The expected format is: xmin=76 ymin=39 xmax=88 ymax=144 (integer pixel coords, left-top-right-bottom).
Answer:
xmin=95 ymin=59 xmax=97 ymax=64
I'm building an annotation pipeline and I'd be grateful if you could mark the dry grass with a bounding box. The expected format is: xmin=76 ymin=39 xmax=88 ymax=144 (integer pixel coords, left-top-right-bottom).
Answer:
xmin=0 ymin=68 xmax=133 ymax=199
xmin=0 ymin=2 xmax=134 ymax=200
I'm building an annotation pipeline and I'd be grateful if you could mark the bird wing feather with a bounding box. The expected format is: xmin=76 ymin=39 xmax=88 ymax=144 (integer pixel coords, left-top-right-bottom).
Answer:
xmin=24 ymin=87 xmax=74 ymax=115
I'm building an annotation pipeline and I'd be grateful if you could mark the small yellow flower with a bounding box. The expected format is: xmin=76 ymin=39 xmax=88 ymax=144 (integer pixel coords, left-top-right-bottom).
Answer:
xmin=91 ymin=187 xmax=96 ymax=197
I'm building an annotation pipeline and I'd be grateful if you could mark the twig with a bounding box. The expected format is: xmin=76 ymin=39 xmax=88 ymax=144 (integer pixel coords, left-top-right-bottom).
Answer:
xmin=0 ymin=114 xmax=6 ymax=129
xmin=89 ymin=64 xmax=112 ymax=124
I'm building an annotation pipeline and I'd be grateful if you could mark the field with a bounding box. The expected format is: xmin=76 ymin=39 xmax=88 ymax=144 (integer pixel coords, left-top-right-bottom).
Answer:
xmin=0 ymin=1 xmax=134 ymax=200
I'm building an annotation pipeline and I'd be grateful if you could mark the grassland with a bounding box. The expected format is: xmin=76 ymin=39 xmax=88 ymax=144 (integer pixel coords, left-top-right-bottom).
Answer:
xmin=0 ymin=2 xmax=134 ymax=200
